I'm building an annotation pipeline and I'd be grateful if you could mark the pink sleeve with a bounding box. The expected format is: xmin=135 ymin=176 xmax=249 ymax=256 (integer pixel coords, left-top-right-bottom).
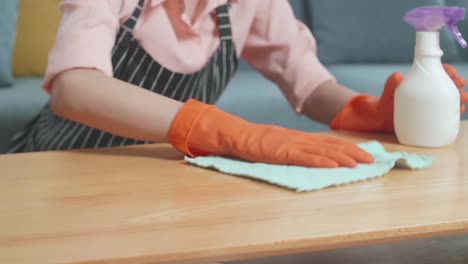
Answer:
xmin=241 ymin=0 xmax=336 ymax=113
xmin=42 ymin=0 xmax=122 ymax=92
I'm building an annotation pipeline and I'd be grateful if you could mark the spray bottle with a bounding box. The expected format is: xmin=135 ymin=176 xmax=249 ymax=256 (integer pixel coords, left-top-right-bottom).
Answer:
xmin=394 ymin=6 xmax=467 ymax=147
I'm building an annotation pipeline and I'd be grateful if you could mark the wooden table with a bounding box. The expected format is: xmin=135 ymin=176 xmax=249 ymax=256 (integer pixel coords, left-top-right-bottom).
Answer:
xmin=1 ymin=123 xmax=468 ymax=264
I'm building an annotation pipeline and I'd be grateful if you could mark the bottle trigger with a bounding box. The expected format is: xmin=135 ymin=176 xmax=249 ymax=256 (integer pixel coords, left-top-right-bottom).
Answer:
xmin=448 ymin=20 xmax=467 ymax=48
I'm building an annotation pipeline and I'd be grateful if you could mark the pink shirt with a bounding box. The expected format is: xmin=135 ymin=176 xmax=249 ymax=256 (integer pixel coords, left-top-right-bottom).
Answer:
xmin=45 ymin=0 xmax=335 ymax=112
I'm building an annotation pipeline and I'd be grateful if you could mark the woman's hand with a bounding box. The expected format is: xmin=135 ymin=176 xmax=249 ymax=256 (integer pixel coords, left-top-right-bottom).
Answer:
xmin=329 ymin=64 xmax=467 ymax=133
xmin=169 ymin=99 xmax=374 ymax=168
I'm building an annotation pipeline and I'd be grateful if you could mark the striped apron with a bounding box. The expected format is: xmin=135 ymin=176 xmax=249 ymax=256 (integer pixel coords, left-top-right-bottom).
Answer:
xmin=7 ymin=0 xmax=238 ymax=153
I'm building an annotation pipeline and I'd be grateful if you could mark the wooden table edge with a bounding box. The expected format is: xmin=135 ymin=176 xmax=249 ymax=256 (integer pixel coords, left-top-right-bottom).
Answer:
xmin=75 ymin=220 xmax=468 ymax=264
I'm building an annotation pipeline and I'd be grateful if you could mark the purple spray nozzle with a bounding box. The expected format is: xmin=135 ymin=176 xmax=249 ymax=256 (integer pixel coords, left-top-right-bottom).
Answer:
xmin=404 ymin=6 xmax=467 ymax=48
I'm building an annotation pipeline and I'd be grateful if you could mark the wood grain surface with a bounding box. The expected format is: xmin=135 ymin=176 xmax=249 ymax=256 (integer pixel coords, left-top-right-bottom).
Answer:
xmin=1 ymin=123 xmax=468 ymax=264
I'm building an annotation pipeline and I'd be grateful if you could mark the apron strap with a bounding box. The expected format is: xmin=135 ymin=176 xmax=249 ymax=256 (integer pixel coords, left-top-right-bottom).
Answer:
xmin=214 ymin=2 xmax=233 ymax=41
xmin=122 ymin=0 xmax=146 ymax=33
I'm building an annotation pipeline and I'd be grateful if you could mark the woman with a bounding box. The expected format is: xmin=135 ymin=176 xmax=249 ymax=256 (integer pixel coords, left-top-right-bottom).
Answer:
xmin=7 ymin=0 xmax=467 ymax=168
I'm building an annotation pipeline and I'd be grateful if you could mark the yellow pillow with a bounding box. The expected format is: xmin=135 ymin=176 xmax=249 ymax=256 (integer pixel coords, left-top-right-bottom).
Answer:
xmin=13 ymin=0 xmax=62 ymax=77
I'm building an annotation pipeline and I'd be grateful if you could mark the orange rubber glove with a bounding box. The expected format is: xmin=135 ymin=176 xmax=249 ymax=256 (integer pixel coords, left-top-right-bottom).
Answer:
xmin=169 ymin=99 xmax=374 ymax=168
xmin=330 ymin=64 xmax=468 ymax=133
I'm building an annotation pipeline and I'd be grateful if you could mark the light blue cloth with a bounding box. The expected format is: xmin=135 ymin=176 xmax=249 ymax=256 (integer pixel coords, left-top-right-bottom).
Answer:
xmin=185 ymin=141 xmax=434 ymax=192
xmin=0 ymin=0 xmax=18 ymax=87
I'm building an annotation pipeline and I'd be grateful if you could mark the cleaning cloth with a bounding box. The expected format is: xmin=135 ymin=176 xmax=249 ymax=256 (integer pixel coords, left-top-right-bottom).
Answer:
xmin=185 ymin=141 xmax=434 ymax=192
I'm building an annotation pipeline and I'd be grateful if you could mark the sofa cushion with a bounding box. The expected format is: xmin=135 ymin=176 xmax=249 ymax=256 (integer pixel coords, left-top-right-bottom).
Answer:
xmin=0 ymin=78 xmax=48 ymax=153
xmin=217 ymin=63 xmax=468 ymax=139
xmin=13 ymin=0 xmax=61 ymax=76
xmin=216 ymin=70 xmax=329 ymax=132
xmin=0 ymin=0 xmax=18 ymax=87
xmin=3 ymin=66 xmax=467 ymax=153
xmin=308 ymin=0 xmax=460 ymax=65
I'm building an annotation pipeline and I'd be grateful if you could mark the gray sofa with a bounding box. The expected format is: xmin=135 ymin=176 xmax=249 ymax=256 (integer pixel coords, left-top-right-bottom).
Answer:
xmin=2 ymin=0 xmax=468 ymax=153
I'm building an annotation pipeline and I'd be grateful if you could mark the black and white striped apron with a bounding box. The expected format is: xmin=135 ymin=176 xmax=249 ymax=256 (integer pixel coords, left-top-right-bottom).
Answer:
xmin=7 ymin=0 xmax=238 ymax=153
